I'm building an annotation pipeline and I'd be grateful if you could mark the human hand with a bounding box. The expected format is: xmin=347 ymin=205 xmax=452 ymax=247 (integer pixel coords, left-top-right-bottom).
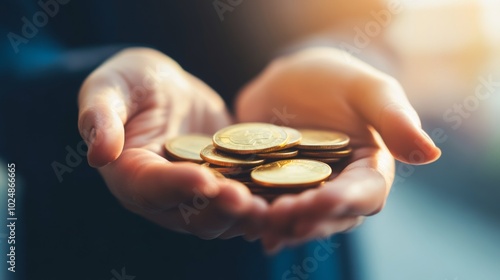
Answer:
xmin=78 ymin=48 xmax=267 ymax=240
xmin=236 ymin=47 xmax=441 ymax=252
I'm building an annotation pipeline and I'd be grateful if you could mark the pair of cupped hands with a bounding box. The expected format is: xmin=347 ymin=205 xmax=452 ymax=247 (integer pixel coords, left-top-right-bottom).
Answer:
xmin=78 ymin=47 xmax=440 ymax=253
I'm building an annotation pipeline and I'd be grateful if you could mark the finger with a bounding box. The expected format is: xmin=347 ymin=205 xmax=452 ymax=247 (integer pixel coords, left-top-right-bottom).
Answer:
xmin=312 ymin=163 xmax=388 ymax=217
xmin=259 ymin=192 xmax=312 ymax=252
xmin=141 ymin=180 xmax=263 ymax=240
xmin=78 ymin=70 xmax=130 ymax=167
xmin=191 ymin=183 xmax=267 ymax=239
xmin=264 ymin=148 xmax=393 ymax=241
xmin=264 ymin=194 xmax=299 ymax=237
xmin=176 ymin=181 xmax=257 ymax=240
xmin=262 ymin=190 xmax=321 ymax=247
xmin=219 ymin=196 xmax=268 ymax=240
xmin=242 ymin=195 xmax=269 ymax=238
xmin=102 ymin=149 xmax=221 ymax=212
xmin=303 ymin=149 xmax=394 ymax=220
xmin=349 ymin=75 xmax=441 ymax=164
xmin=203 ymin=180 xmax=258 ymax=218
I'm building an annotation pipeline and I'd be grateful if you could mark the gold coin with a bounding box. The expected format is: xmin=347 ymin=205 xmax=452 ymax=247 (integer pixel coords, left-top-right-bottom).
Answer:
xmin=200 ymin=145 xmax=265 ymax=167
xmin=257 ymin=149 xmax=298 ymax=159
xmin=297 ymin=157 xmax=342 ymax=164
xmin=300 ymin=147 xmax=352 ymax=158
xmin=164 ymin=134 xmax=212 ymax=163
xmin=213 ymin=123 xmax=288 ymax=154
xmin=296 ymin=129 xmax=350 ymax=150
xmin=282 ymin=127 xmax=302 ymax=149
xmin=251 ymin=159 xmax=332 ymax=188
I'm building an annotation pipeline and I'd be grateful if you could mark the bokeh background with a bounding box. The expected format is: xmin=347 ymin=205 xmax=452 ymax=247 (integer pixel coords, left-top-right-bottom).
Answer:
xmin=1 ymin=0 xmax=499 ymax=279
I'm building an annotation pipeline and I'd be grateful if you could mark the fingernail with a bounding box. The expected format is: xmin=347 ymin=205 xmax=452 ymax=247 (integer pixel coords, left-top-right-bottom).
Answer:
xmin=419 ymin=128 xmax=436 ymax=147
xmin=413 ymin=129 xmax=442 ymax=163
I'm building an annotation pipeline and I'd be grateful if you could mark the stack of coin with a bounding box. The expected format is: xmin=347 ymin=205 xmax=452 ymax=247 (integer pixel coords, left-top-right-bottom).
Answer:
xmin=295 ymin=129 xmax=352 ymax=164
xmin=164 ymin=123 xmax=352 ymax=201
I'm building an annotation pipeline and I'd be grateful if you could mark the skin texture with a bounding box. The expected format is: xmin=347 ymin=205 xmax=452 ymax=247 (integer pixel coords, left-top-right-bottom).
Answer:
xmin=78 ymin=47 xmax=441 ymax=252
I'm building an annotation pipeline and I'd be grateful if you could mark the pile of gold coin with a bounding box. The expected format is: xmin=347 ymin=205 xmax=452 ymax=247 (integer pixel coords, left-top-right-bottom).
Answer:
xmin=164 ymin=123 xmax=351 ymax=201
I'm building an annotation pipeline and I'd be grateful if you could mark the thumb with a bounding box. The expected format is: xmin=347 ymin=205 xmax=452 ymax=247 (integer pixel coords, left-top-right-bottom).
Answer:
xmin=78 ymin=73 xmax=129 ymax=167
xmin=351 ymin=77 xmax=441 ymax=164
